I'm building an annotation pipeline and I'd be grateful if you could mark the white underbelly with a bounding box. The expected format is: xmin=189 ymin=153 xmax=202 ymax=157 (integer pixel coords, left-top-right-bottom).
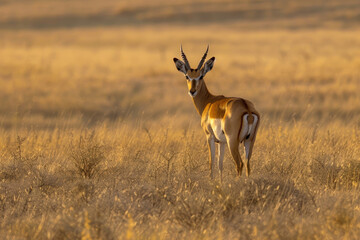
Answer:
xmin=210 ymin=118 xmax=227 ymax=143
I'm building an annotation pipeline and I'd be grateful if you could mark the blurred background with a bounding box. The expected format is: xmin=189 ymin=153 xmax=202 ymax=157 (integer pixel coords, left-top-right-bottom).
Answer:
xmin=0 ymin=0 xmax=359 ymax=130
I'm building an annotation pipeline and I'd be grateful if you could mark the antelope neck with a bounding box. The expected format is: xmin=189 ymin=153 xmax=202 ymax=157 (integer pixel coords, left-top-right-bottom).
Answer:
xmin=191 ymin=80 xmax=214 ymax=116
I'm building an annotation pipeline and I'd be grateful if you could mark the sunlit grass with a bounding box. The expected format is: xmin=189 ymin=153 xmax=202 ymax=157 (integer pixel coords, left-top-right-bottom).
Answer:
xmin=0 ymin=0 xmax=360 ymax=239
xmin=0 ymin=122 xmax=359 ymax=239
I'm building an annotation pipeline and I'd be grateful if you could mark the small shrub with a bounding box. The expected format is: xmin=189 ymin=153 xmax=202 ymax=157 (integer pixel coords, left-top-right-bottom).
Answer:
xmin=69 ymin=133 xmax=107 ymax=179
xmin=174 ymin=196 xmax=215 ymax=231
xmin=0 ymin=136 xmax=38 ymax=181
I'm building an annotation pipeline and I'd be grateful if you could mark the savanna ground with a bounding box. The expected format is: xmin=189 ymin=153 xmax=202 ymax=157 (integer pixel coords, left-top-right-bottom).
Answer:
xmin=0 ymin=0 xmax=360 ymax=239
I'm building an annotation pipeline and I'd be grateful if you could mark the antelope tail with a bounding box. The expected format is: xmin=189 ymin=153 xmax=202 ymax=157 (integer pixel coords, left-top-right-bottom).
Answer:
xmin=246 ymin=113 xmax=254 ymax=139
xmin=238 ymin=112 xmax=255 ymax=142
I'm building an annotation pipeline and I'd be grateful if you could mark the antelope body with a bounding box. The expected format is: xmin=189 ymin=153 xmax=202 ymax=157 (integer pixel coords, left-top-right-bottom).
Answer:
xmin=173 ymin=46 xmax=260 ymax=180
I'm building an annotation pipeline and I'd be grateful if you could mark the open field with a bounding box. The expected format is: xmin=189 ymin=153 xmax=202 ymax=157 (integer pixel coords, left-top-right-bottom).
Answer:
xmin=0 ymin=0 xmax=360 ymax=239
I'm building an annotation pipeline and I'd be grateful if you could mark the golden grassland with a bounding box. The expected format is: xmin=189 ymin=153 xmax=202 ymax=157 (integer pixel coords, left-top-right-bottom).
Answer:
xmin=1 ymin=27 xmax=359 ymax=128
xmin=0 ymin=123 xmax=359 ymax=239
xmin=0 ymin=0 xmax=360 ymax=239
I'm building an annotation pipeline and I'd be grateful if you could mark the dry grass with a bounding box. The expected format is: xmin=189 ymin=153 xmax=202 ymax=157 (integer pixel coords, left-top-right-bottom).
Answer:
xmin=0 ymin=124 xmax=359 ymax=239
xmin=0 ymin=0 xmax=360 ymax=239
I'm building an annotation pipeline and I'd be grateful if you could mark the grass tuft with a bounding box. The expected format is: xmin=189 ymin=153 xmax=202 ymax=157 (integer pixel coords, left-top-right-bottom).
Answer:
xmin=69 ymin=132 xmax=108 ymax=179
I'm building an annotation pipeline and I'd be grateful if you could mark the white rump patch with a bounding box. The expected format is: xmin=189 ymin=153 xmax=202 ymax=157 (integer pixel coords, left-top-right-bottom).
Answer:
xmin=210 ymin=118 xmax=227 ymax=143
xmin=239 ymin=114 xmax=258 ymax=143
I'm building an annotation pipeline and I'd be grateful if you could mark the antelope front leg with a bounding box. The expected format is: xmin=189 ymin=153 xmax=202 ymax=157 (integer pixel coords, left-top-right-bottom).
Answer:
xmin=218 ymin=143 xmax=226 ymax=182
xmin=207 ymin=135 xmax=216 ymax=179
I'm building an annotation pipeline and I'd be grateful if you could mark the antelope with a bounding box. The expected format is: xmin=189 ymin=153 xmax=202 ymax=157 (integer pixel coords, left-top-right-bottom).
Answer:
xmin=173 ymin=45 xmax=260 ymax=180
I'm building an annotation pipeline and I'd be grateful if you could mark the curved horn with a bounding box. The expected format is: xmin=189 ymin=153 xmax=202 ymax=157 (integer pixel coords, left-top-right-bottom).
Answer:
xmin=197 ymin=45 xmax=209 ymax=70
xmin=180 ymin=45 xmax=191 ymax=70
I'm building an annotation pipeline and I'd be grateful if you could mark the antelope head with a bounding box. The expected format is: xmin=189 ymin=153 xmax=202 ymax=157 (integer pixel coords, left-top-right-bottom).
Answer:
xmin=173 ymin=45 xmax=215 ymax=97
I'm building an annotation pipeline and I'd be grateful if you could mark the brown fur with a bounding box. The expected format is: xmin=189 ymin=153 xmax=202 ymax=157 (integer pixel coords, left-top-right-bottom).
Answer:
xmin=186 ymin=69 xmax=201 ymax=78
xmin=192 ymin=78 xmax=260 ymax=178
xmin=174 ymin=50 xmax=260 ymax=179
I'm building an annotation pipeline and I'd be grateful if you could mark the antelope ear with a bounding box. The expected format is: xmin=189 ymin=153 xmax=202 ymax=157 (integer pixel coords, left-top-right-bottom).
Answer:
xmin=173 ymin=58 xmax=187 ymax=74
xmin=202 ymin=57 xmax=215 ymax=76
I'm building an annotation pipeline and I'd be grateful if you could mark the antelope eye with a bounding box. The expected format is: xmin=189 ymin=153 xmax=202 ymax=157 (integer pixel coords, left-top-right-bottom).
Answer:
xmin=185 ymin=76 xmax=189 ymax=80
xmin=199 ymin=76 xmax=203 ymax=80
